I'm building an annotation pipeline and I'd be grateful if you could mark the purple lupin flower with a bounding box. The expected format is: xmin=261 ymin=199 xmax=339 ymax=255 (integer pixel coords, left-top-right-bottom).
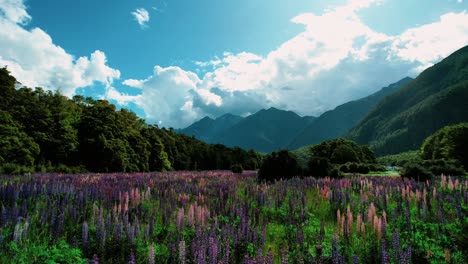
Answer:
xmin=400 ymin=244 xmax=412 ymax=264
xmin=392 ymin=230 xmax=400 ymax=264
xmin=381 ymin=239 xmax=389 ymax=264
xmin=281 ymin=249 xmax=289 ymax=264
xmin=265 ymin=250 xmax=274 ymax=264
xmin=316 ymin=245 xmax=323 ymax=264
xmin=88 ymin=254 xmax=99 ymax=264
xmin=381 ymin=217 xmax=387 ymax=240
xmin=179 ymin=240 xmax=186 ymax=264
xmin=82 ymin=222 xmax=89 ymax=247
xmin=223 ymin=237 xmax=230 ymax=263
xmin=352 ymin=255 xmax=359 ymax=264
xmin=148 ymin=244 xmax=155 ymax=264
xmin=197 ymin=244 xmax=207 ymax=264
xmin=332 ymin=234 xmax=339 ymax=264
xmin=208 ymin=237 xmax=218 ymax=264
xmin=128 ymin=251 xmax=135 ymax=264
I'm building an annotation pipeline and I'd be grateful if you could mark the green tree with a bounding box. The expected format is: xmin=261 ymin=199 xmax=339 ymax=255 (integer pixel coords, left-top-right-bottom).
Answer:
xmin=258 ymin=150 xmax=299 ymax=182
xmin=421 ymin=123 xmax=468 ymax=170
xmin=0 ymin=111 xmax=40 ymax=167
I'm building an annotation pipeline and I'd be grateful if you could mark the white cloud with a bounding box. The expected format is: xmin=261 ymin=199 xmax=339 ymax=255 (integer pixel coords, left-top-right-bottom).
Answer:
xmin=0 ymin=0 xmax=30 ymax=24
xmin=131 ymin=8 xmax=150 ymax=27
xmin=117 ymin=0 xmax=468 ymax=128
xmin=389 ymin=12 xmax=468 ymax=71
xmin=117 ymin=65 xmax=201 ymax=127
xmin=0 ymin=3 xmax=120 ymax=97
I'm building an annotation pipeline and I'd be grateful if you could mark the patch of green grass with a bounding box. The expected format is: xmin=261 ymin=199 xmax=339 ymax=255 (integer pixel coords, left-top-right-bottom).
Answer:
xmin=363 ymin=171 xmax=400 ymax=176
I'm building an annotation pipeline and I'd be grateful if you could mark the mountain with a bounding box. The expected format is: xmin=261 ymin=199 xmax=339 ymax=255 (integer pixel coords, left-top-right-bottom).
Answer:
xmin=216 ymin=107 xmax=315 ymax=152
xmin=288 ymin=77 xmax=413 ymax=149
xmin=347 ymin=45 xmax=468 ymax=155
xmin=179 ymin=114 xmax=243 ymax=143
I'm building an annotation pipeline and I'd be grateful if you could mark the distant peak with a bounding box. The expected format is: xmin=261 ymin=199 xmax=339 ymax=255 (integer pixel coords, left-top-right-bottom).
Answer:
xmin=199 ymin=116 xmax=214 ymax=122
xmin=267 ymin=107 xmax=280 ymax=111
xmin=216 ymin=113 xmax=240 ymax=120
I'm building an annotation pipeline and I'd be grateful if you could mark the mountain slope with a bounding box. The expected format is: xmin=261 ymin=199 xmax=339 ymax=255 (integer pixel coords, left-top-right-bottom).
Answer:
xmin=288 ymin=77 xmax=413 ymax=149
xmin=216 ymin=107 xmax=315 ymax=153
xmin=347 ymin=45 xmax=468 ymax=155
xmin=179 ymin=114 xmax=243 ymax=143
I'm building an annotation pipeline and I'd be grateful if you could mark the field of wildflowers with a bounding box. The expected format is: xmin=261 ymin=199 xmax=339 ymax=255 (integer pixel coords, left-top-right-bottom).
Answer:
xmin=0 ymin=171 xmax=467 ymax=263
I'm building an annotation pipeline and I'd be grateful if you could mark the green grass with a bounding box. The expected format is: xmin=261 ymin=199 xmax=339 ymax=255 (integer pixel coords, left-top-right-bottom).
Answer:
xmin=367 ymin=171 xmax=400 ymax=176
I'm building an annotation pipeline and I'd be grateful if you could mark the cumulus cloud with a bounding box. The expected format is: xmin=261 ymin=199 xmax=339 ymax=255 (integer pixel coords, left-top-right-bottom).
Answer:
xmin=131 ymin=8 xmax=150 ymax=27
xmin=117 ymin=0 xmax=468 ymax=128
xmin=0 ymin=0 xmax=120 ymax=96
xmin=0 ymin=0 xmax=30 ymax=24
xmin=389 ymin=12 xmax=468 ymax=72
xmin=116 ymin=66 xmax=202 ymax=127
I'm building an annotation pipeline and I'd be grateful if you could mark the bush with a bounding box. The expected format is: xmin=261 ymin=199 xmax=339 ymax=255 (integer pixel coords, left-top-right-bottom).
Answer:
xmin=329 ymin=165 xmax=343 ymax=178
xmin=308 ymin=156 xmax=331 ymax=177
xmin=0 ymin=163 xmax=33 ymax=175
xmin=339 ymin=162 xmax=371 ymax=174
xmin=422 ymin=159 xmax=465 ymax=176
xmin=258 ymin=150 xmax=299 ymax=182
xmin=231 ymin=164 xmax=243 ymax=174
xmin=401 ymin=163 xmax=433 ymax=181
xmin=308 ymin=157 xmax=343 ymax=178
xmin=368 ymin=164 xmax=386 ymax=172
xmin=421 ymin=123 xmax=468 ymax=170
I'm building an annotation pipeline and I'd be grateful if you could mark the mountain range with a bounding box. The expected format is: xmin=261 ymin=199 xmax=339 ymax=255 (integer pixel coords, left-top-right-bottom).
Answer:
xmin=179 ymin=45 xmax=468 ymax=154
xmin=347 ymin=45 xmax=468 ymax=155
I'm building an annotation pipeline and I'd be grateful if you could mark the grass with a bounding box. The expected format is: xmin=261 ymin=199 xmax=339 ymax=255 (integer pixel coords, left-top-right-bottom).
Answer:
xmin=364 ymin=171 xmax=400 ymax=176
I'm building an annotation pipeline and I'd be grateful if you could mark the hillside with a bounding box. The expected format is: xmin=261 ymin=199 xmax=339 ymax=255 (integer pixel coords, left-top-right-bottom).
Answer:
xmin=347 ymin=45 xmax=468 ymax=155
xmin=215 ymin=107 xmax=316 ymax=153
xmin=288 ymin=77 xmax=413 ymax=149
xmin=0 ymin=67 xmax=262 ymax=173
xmin=178 ymin=114 xmax=243 ymax=143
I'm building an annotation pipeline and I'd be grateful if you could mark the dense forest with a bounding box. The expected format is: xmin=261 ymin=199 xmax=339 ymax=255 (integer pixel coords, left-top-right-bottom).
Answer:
xmin=348 ymin=45 xmax=468 ymax=155
xmin=0 ymin=68 xmax=262 ymax=174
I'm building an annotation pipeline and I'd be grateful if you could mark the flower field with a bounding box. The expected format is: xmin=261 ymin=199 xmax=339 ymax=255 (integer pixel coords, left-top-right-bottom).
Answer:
xmin=0 ymin=172 xmax=467 ymax=263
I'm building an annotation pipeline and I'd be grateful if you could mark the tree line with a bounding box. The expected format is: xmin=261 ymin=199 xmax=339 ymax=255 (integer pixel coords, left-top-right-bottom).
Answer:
xmin=0 ymin=68 xmax=262 ymax=174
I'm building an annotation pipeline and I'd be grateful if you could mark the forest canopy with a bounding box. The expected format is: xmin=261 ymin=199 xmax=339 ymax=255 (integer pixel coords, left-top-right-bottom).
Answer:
xmin=0 ymin=68 xmax=262 ymax=174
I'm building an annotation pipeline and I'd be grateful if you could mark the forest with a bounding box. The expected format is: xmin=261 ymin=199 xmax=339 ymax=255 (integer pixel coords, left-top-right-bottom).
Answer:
xmin=1 ymin=67 xmax=468 ymax=264
xmin=0 ymin=67 xmax=262 ymax=174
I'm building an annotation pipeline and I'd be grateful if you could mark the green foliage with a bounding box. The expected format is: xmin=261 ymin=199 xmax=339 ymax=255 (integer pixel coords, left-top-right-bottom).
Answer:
xmin=258 ymin=150 xmax=299 ymax=181
xmin=422 ymin=159 xmax=465 ymax=176
xmin=307 ymin=156 xmax=343 ymax=178
xmin=348 ymin=46 xmax=468 ymax=155
xmin=310 ymin=138 xmax=376 ymax=164
xmin=421 ymin=122 xmax=468 ymax=171
xmin=401 ymin=162 xmax=434 ymax=181
xmin=0 ymin=110 xmax=40 ymax=167
xmin=288 ymin=77 xmax=412 ymax=150
xmin=377 ymin=150 xmax=423 ymax=166
xmin=339 ymin=162 xmax=371 ymax=174
xmin=231 ymin=164 xmax=244 ymax=174
xmin=3 ymin=240 xmax=86 ymax=264
xmin=0 ymin=67 xmax=262 ymax=173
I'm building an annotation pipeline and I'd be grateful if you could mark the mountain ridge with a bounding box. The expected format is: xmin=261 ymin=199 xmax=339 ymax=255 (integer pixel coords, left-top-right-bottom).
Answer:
xmin=347 ymin=45 xmax=468 ymax=155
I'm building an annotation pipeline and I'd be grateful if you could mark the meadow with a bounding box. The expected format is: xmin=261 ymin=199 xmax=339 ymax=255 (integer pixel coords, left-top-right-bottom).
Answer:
xmin=0 ymin=171 xmax=467 ymax=263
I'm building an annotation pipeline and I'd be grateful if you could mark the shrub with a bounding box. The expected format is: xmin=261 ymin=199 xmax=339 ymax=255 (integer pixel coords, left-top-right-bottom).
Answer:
xmin=0 ymin=163 xmax=33 ymax=175
xmin=422 ymin=159 xmax=465 ymax=176
xmin=401 ymin=162 xmax=433 ymax=181
xmin=308 ymin=156 xmax=331 ymax=177
xmin=308 ymin=157 xmax=342 ymax=178
xmin=258 ymin=150 xmax=299 ymax=182
xmin=231 ymin=164 xmax=244 ymax=174
xmin=339 ymin=162 xmax=371 ymax=174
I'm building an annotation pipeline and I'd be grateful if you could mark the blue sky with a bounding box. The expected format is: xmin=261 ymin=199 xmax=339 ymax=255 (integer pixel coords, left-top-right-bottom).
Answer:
xmin=1 ymin=0 xmax=467 ymax=127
